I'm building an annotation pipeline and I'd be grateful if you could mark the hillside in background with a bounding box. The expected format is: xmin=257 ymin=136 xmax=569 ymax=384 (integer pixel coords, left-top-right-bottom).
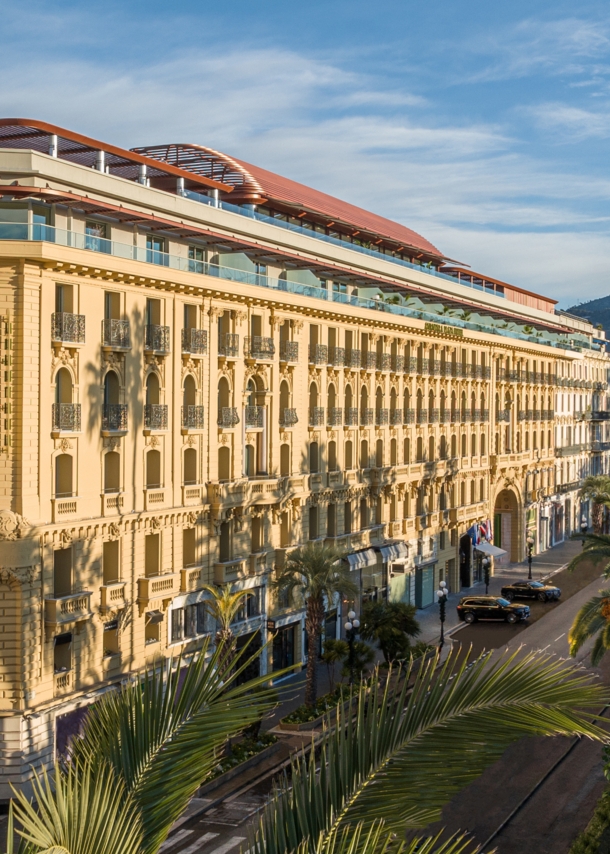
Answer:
xmin=566 ymin=295 xmax=610 ymax=336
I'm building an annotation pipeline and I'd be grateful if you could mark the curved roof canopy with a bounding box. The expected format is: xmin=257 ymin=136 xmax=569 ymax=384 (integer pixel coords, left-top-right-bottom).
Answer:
xmin=132 ymin=142 xmax=443 ymax=261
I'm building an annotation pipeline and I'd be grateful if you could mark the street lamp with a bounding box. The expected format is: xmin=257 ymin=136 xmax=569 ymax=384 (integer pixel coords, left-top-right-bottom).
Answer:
xmin=436 ymin=581 xmax=448 ymax=648
xmin=580 ymin=515 xmax=588 ymax=547
xmin=482 ymin=557 xmax=491 ymax=594
xmin=344 ymin=609 xmax=360 ymax=686
xmin=526 ymin=534 xmax=535 ymax=580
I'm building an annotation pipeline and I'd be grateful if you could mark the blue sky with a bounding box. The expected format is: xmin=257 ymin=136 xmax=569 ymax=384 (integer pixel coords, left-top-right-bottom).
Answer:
xmin=2 ymin=0 xmax=610 ymax=306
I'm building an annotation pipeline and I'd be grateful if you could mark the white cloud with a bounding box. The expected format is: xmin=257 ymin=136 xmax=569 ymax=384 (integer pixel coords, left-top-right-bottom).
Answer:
xmin=526 ymin=101 xmax=610 ymax=140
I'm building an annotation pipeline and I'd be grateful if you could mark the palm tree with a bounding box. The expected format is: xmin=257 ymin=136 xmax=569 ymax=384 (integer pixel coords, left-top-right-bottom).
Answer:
xmin=578 ymin=475 xmax=610 ymax=533
xmin=569 ymin=588 xmax=610 ymax=665
xmin=251 ymin=649 xmax=609 ymax=854
xmin=201 ymin=583 xmax=253 ymax=669
xmin=6 ymin=641 xmax=278 ymax=854
xmin=272 ymin=544 xmax=358 ymax=707
xmin=7 ymin=649 xmax=609 ymax=854
xmin=360 ymin=601 xmax=421 ymax=665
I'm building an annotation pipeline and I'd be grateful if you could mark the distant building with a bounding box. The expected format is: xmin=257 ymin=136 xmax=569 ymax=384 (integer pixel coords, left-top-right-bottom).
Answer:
xmin=0 ymin=119 xmax=607 ymax=799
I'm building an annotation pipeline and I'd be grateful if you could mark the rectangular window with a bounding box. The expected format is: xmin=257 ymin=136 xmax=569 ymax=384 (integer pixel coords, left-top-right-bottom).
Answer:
xmin=183 ymin=528 xmax=196 ymax=567
xmin=188 ymin=245 xmax=204 ymax=273
xmin=103 ymin=540 xmax=120 ymax=584
xmin=104 ymin=291 xmax=120 ymax=320
xmin=145 ymin=297 xmax=161 ymax=326
xmin=54 ymin=632 xmax=72 ymax=672
xmin=85 ymin=221 xmax=110 ymax=253
xmin=172 ymin=608 xmax=185 ymax=643
xmin=103 ymin=620 xmax=119 ymax=656
xmin=53 ymin=548 xmax=72 ymax=598
xmin=145 ymin=533 xmax=160 ymax=577
xmin=146 ymin=235 xmax=167 ymax=266
xmin=55 ymin=283 xmax=74 ymax=314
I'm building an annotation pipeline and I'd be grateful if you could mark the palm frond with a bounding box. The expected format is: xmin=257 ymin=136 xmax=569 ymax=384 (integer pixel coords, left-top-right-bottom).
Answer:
xmin=567 ymin=534 xmax=610 ymax=575
xmin=70 ymin=643 xmax=281 ymax=854
xmin=8 ymin=760 xmax=142 ymax=854
xmin=313 ymin=820 xmax=475 ymax=854
xmin=252 ymin=648 xmax=609 ymax=854
xmin=568 ymin=589 xmax=610 ymax=659
xmin=200 ymin=584 xmax=254 ymax=631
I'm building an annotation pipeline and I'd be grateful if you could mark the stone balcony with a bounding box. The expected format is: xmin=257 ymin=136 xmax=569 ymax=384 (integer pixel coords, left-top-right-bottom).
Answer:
xmin=181 ymin=566 xmax=203 ymax=593
xmin=214 ymin=558 xmax=248 ymax=584
xmin=100 ymin=581 xmax=126 ymax=611
xmin=45 ymin=591 xmax=93 ymax=627
xmin=137 ymin=573 xmax=179 ymax=607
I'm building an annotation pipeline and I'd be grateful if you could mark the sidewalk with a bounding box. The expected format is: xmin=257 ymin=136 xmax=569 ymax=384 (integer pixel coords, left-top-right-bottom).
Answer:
xmin=416 ymin=538 xmax=582 ymax=644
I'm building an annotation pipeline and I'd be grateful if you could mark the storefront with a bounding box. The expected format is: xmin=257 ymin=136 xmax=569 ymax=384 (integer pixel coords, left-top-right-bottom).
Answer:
xmin=271 ymin=621 xmax=297 ymax=671
xmin=346 ymin=548 xmax=378 ymax=610
xmin=415 ymin=559 xmax=436 ymax=608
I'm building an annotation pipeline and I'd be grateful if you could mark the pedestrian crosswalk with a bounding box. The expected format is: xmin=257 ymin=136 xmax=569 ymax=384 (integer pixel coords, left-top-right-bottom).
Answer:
xmin=161 ymin=830 xmax=246 ymax=854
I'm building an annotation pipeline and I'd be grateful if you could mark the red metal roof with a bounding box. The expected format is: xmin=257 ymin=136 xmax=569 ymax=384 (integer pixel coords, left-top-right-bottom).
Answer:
xmin=132 ymin=143 xmax=443 ymax=260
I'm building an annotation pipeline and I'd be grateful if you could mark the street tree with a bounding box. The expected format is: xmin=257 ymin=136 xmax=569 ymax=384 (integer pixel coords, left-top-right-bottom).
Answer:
xmin=578 ymin=475 xmax=610 ymax=533
xmin=360 ymin=600 xmax=421 ymax=664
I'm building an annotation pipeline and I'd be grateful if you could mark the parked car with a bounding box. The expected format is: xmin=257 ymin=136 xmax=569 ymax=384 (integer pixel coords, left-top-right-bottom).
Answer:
xmin=501 ymin=580 xmax=561 ymax=603
xmin=456 ymin=596 xmax=530 ymax=624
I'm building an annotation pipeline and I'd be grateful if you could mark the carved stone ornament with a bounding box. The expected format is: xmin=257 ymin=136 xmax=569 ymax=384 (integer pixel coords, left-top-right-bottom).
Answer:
xmin=186 ymin=511 xmax=198 ymax=527
xmin=103 ymin=351 xmax=123 ymax=371
xmin=269 ymin=314 xmax=283 ymax=329
xmin=104 ymin=436 xmax=120 ymax=451
xmin=208 ymin=305 xmax=225 ymax=320
xmin=150 ymin=517 xmax=161 ymax=530
xmin=51 ymin=348 xmax=76 ymax=377
xmin=219 ymin=433 xmax=229 ymax=446
xmin=58 ymin=438 xmax=73 ymax=453
xmin=148 ymin=435 xmax=160 ymax=448
xmin=234 ymin=310 xmax=248 ymax=325
xmin=0 ymin=509 xmax=30 ymax=542
xmin=59 ymin=529 xmax=73 ymax=547
xmin=280 ymin=431 xmax=289 ymax=442
xmin=293 ymin=319 xmax=304 ymax=333
xmin=182 ymin=359 xmax=197 ymax=376
xmin=246 ymin=432 xmax=257 ymax=443
xmin=0 ymin=565 xmax=38 ymax=585
xmin=108 ymin=522 xmax=121 ymax=540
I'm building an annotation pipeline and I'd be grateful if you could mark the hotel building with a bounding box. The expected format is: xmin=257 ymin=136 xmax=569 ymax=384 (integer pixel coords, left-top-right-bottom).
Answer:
xmin=0 ymin=119 xmax=608 ymax=798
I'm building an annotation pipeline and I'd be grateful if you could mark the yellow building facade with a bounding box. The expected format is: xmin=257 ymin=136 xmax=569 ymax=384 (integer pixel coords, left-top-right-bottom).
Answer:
xmin=0 ymin=120 xmax=608 ymax=798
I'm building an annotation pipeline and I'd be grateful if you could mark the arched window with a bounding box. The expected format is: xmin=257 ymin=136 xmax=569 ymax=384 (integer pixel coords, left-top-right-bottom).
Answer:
xmin=328 ymin=440 xmax=337 ymax=472
xmin=279 ymin=380 xmax=289 ymax=412
xmin=218 ymin=446 xmax=231 ymax=481
xmin=390 ymin=387 xmax=397 ymax=416
xmin=183 ymin=375 xmax=196 ymax=408
xmin=345 ymin=440 xmax=353 ymax=470
xmin=416 ymin=436 xmax=424 ymax=462
xmin=359 ymin=498 xmax=368 ymax=529
xmin=461 ymin=434 xmax=467 ymax=457
xmin=218 ymin=377 xmax=230 ymax=410
xmin=104 ymin=451 xmax=120 ymax=493
xmin=309 ymin=382 xmax=318 ymax=410
xmin=146 ymin=449 xmax=161 ymax=489
xmin=184 ymin=448 xmax=197 ymax=484
xmin=479 ymin=478 xmax=485 ymax=501
xmin=440 ymin=435 xmax=447 ymax=460
xmin=428 ymin=435 xmax=435 ymax=461
xmin=404 ymin=437 xmax=410 ymax=464
xmin=460 ymin=481 xmax=466 ymax=506
xmin=309 ymin=442 xmax=319 ymax=473
xmin=360 ymin=439 xmax=369 ymax=469
xmin=56 ymin=368 xmax=73 ymax=404
xmin=471 ymin=433 xmax=477 ymax=456
xmin=440 ymin=390 xmax=446 ymax=419
xmin=146 ymin=372 xmax=160 ymax=405
xmin=360 ymin=385 xmax=368 ymax=411
xmin=345 ymin=383 xmax=353 ymax=412
xmin=451 ymin=434 xmax=457 ymax=458
xmin=480 ymin=432 xmax=486 ymax=456
xmin=55 ymin=454 xmax=73 ymax=498
xmin=328 ymin=383 xmax=337 ymax=411
xmin=104 ymin=370 xmax=119 ymax=405
xmin=376 ymin=439 xmax=383 ymax=467
xmin=390 ymin=437 xmax=397 ymax=465
xmin=376 ymin=386 xmax=383 ymax=413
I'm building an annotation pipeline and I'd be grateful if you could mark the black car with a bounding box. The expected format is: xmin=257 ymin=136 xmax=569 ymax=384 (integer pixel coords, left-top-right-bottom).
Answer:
xmin=500 ymin=580 xmax=561 ymax=603
xmin=456 ymin=596 xmax=530 ymax=624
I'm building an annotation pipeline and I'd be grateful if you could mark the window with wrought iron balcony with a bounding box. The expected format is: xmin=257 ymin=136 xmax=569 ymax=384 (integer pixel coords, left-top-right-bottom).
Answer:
xmin=218 ymin=332 xmax=239 ymax=358
xmin=328 ymin=407 xmax=343 ymax=426
xmin=144 ymin=373 xmax=168 ymax=432
xmin=52 ymin=284 xmax=85 ymax=345
xmin=345 ymin=348 xmax=361 ymax=369
xmin=279 ymin=340 xmax=298 ymax=362
xmin=360 ymin=408 xmax=374 ymax=426
xmin=328 ymin=347 xmax=345 ymax=367
xmin=181 ymin=327 xmax=208 ymax=356
xmin=280 ymin=408 xmax=298 ymax=427
xmin=101 ymin=370 xmax=128 ymax=434
xmin=375 ymin=408 xmax=389 ymax=426
xmin=309 ymin=407 xmax=325 ymax=426
xmin=345 ymin=407 xmax=358 ymax=426
xmin=309 ymin=344 xmax=328 ymax=365
xmin=144 ymin=298 xmax=170 ymax=354
xmin=245 ymin=405 xmax=265 ymax=428
xmin=52 ymin=368 xmax=81 ymax=435
xmin=181 ymin=375 xmax=204 ymax=431
xmin=102 ymin=291 xmax=130 ymax=350
xmin=245 ymin=336 xmax=275 ymax=360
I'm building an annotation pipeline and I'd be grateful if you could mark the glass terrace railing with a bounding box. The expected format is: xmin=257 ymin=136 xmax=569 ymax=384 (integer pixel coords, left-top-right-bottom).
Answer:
xmin=0 ymin=222 xmax=581 ymax=352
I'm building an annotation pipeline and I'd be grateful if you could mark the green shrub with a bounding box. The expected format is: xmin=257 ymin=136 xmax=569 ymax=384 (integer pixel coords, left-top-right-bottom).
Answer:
xmin=281 ymin=687 xmax=346 ymax=724
xmin=209 ymin=732 xmax=277 ymax=779
xmin=569 ymin=789 xmax=610 ymax=853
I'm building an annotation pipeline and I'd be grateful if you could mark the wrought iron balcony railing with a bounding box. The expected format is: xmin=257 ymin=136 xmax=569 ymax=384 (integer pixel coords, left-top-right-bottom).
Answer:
xmin=309 ymin=344 xmax=328 ymax=365
xmin=245 ymin=405 xmax=264 ymax=428
xmin=404 ymin=408 xmax=415 ymax=424
xmin=392 ymin=354 xmax=405 ymax=373
xmin=328 ymin=347 xmax=345 ymax=367
xmin=182 ymin=405 xmax=205 ymax=429
xmin=360 ymin=408 xmax=374 ymax=426
xmin=144 ymin=404 xmax=168 ymax=431
xmin=364 ymin=352 xmax=377 ymax=370
xmin=182 ymin=328 xmax=208 ymax=355
xmin=52 ymin=403 xmax=81 ymax=432
xmin=429 ymin=408 xmax=439 ymax=423
xmin=218 ymin=333 xmax=239 ymax=358
xmin=279 ymin=341 xmax=299 ymax=362
xmin=218 ymin=407 xmax=239 ymax=427
xmin=390 ymin=409 xmax=403 ymax=425
xmin=102 ymin=404 xmax=128 ymax=432
xmin=309 ymin=407 xmax=325 ymax=426
xmin=280 ymin=408 xmax=298 ymax=426
xmin=144 ymin=325 xmax=170 ymax=353
xmin=345 ymin=407 xmax=359 ymax=425
xmin=416 ymin=409 xmax=428 ymax=424
xmin=328 ymin=407 xmax=343 ymax=425
xmin=376 ymin=353 xmax=391 ymax=372
xmin=406 ymin=357 xmax=418 ymax=374
xmin=102 ymin=319 xmax=130 ymax=349
xmin=375 ymin=408 xmax=389 ymax=425
xmin=52 ymin=312 xmax=85 ymax=344
xmin=245 ymin=336 xmax=275 ymax=359
xmin=496 ymin=409 xmax=511 ymax=422
xmin=345 ymin=349 xmax=361 ymax=369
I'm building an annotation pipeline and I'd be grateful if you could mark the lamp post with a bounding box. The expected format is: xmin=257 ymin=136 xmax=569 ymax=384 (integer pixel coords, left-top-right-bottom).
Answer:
xmin=526 ymin=534 xmax=535 ymax=580
xmin=482 ymin=557 xmax=491 ymax=594
xmin=344 ymin=609 xmax=360 ymax=686
xmin=436 ymin=581 xmax=448 ymax=649
xmin=580 ymin=515 xmax=588 ymax=547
